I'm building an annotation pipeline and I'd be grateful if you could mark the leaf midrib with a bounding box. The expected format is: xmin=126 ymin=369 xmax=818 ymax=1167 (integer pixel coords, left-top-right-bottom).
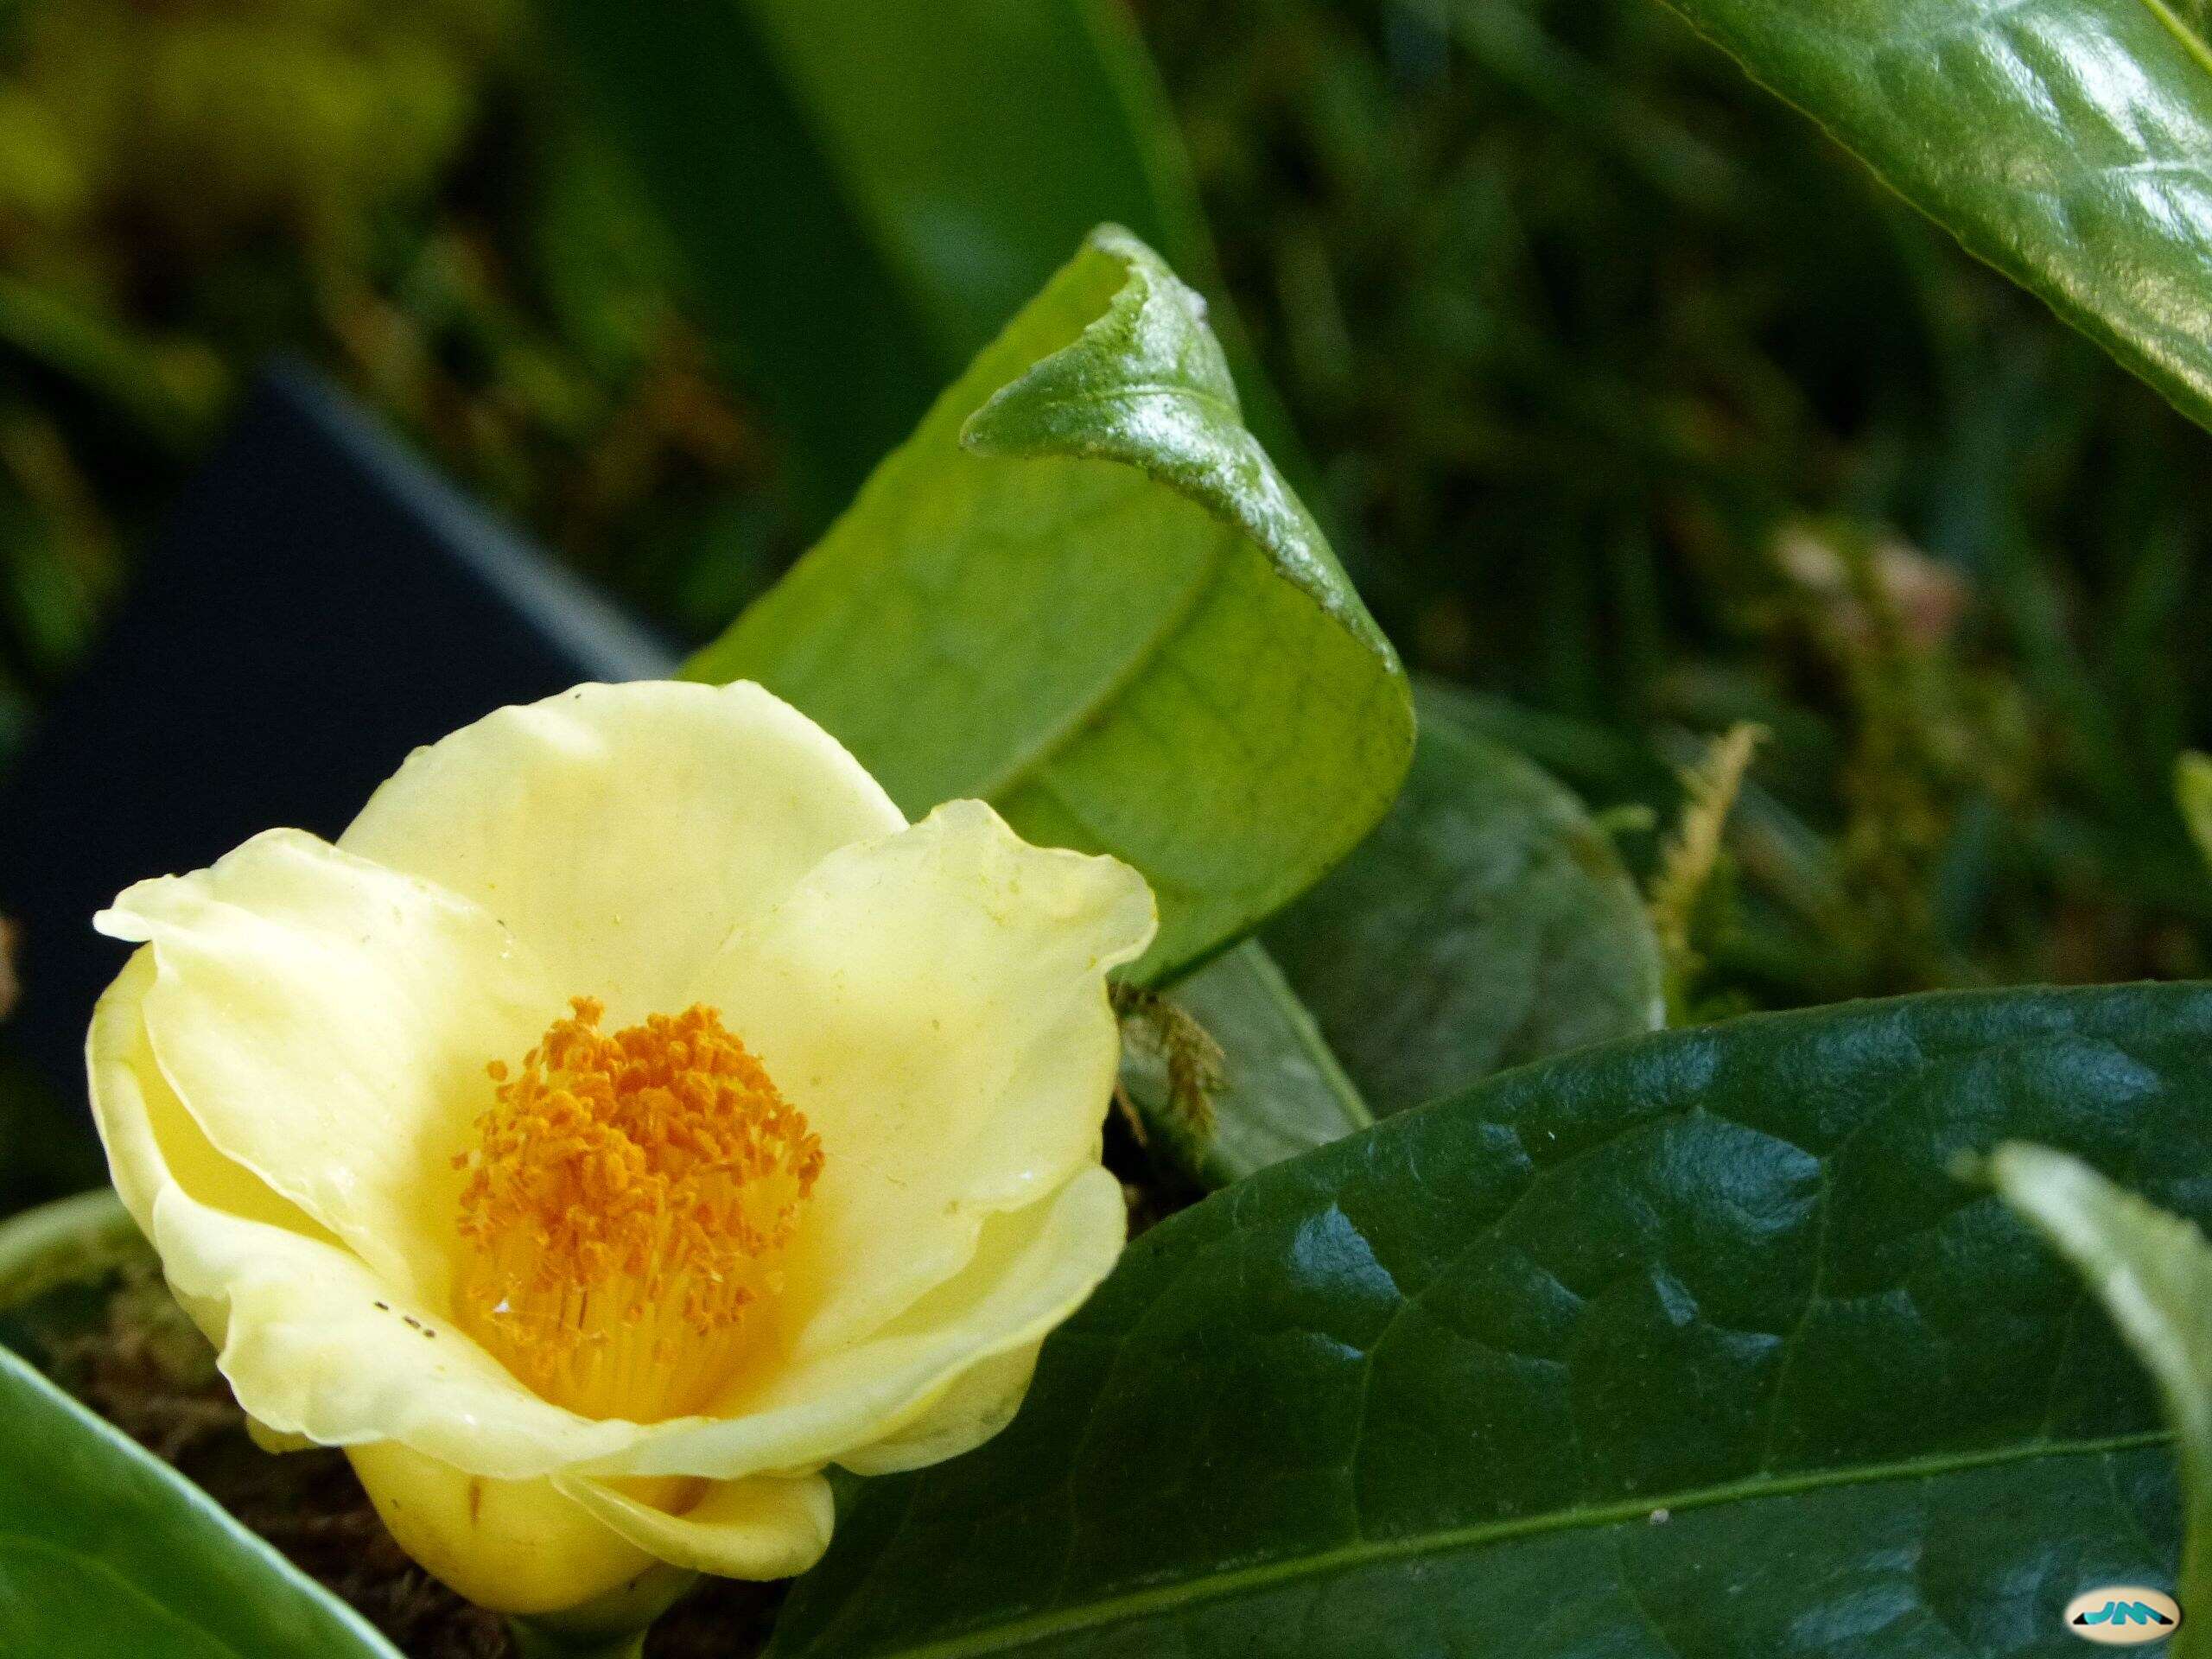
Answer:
xmin=1007 ymin=380 xmax=1248 ymax=432
xmin=2137 ymin=0 xmax=2212 ymax=78
xmin=862 ymin=1427 xmax=2171 ymax=1659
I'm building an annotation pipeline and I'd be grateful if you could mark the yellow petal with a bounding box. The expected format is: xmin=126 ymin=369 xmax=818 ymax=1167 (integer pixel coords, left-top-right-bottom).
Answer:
xmin=90 ymin=959 xmax=647 ymax=1477
xmin=835 ymin=1342 xmax=1039 ymax=1478
xmin=693 ymin=799 xmax=1154 ymax=1352
xmin=95 ymin=829 xmax=550 ymax=1302
xmin=586 ymin=1163 xmax=1126 ymax=1482
xmin=347 ymin=1441 xmax=655 ymax=1615
xmin=90 ymin=951 xmax=331 ymax=1249
xmin=89 ymin=950 xmax=337 ymax=1351
xmin=340 ymin=681 xmax=904 ymax=1021
xmin=160 ymin=1194 xmax=646 ymax=1474
xmin=244 ymin=1417 xmax=315 ymax=1456
xmin=555 ymin=1472 xmax=836 ymax=1582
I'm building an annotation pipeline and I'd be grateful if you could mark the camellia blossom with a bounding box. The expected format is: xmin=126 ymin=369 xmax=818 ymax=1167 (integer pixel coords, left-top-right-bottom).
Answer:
xmin=86 ymin=681 xmax=1154 ymax=1614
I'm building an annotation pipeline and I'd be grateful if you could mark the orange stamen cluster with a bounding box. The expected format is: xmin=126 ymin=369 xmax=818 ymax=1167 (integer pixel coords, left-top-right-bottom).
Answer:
xmin=453 ymin=997 xmax=821 ymax=1421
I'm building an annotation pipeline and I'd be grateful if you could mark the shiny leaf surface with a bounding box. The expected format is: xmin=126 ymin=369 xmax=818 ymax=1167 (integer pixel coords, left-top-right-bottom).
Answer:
xmin=772 ymin=987 xmax=2207 ymax=1656
xmin=1656 ymin=0 xmax=2212 ymax=433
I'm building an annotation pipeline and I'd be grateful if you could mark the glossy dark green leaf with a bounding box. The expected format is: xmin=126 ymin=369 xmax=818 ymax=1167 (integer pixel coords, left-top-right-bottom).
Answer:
xmin=1120 ymin=941 xmax=1372 ymax=1187
xmin=1655 ymin=0 xmax=2212 ymax=435
xmin=688 ymin=228 xmax=1414 ymax=980
xmin=1264 ymin=684 xmax=1664 ymax=1114
xmin=772 ymin=986 xmax=2211 ymax=1657
xmin=542 ymin=0 xmax=1269 ymax=518
xmin=1990 ymin=1145 xmax=2210 ymax=1643
xmin=0 ymin=1321 xmax=398 ymax=1658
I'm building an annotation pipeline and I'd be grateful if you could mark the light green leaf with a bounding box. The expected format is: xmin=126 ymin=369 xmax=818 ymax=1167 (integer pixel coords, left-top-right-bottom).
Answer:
xmin=541 ymin=0 xmax=1287 ymax=518
xmin=1989 ymin=1143 xmax=2209 ymax=1649
xmin=772 ymin=986 xmax=2206 ymax=1657
xmin=1119 ymin=941 xmax=1372 ymax=1187
xmin=687 ymin=227 xmax=1413 ymax=980
xmin=2177 ymin=751 xmax=2212 ymax=872
xmin=1653 ymin=0 xmax=2212 ymax=434
xmin=0 ymin=1313 xmax=398 ymax=1658
xmin=1264 ymin=683 xmax=1664 ymax=1113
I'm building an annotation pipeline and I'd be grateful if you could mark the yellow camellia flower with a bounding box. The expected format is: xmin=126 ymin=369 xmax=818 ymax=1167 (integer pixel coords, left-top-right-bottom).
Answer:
xmin=86 ymin=681 xmax=1154 ymax=1618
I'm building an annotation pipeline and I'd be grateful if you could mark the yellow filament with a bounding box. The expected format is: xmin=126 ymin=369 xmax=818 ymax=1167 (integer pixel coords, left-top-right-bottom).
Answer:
xmin=453 ymin=997 xmax=820 ymax=1421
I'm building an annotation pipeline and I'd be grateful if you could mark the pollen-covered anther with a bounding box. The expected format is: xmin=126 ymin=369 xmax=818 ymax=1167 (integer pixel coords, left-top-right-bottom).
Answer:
xmin=453 ymin=996 xmax=821 ymax=1421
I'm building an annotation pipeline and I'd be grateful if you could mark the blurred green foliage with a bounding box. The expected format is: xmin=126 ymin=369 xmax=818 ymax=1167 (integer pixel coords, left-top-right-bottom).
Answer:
xmin=4 ymin=0 xmax=2212 ymax=1030
xmin=0 ymin=0 xmax=789 ymax=723
xmin=1145 ymin=0 xmax=2212 ymax=1006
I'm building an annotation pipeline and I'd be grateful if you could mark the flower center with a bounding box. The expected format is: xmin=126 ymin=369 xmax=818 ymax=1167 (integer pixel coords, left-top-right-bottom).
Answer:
xmin=452 ymin=996 xmax=821 ymax=1421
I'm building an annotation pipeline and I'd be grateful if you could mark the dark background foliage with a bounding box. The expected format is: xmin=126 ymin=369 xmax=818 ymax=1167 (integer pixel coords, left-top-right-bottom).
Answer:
xmin=5 ymin=0 xmax=2212 ymax=1203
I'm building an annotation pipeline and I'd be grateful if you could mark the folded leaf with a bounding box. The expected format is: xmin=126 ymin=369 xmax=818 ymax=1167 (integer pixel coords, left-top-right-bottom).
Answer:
xmin=0 ymin=1334 xmax=398 ymax=1658
xmin=1266 ymin=683 xmax=1663 ymax=1113
xmin=689 ymin=227 xmax=1414 ymax=980
xmin=1657 ymin=0 xmax=2212 ymax=435
xmin=772 ymin=986 xmax=2206 ymax=1657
